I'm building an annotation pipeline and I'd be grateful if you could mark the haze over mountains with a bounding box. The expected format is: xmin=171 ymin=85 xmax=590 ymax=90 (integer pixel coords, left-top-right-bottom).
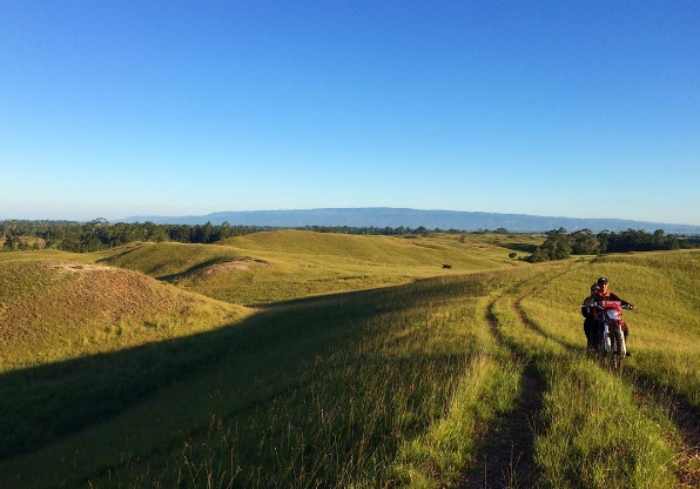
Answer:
xmin=124 ymin=208 xmax=700 ymax=234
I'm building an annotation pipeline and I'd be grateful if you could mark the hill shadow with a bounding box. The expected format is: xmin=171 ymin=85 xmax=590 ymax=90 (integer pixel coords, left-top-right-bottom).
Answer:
xmin=94 ymin=244 xmax=145 ymax=264
xmin=0 ymin=290 xmax=376 ymax=463
xmin=499 ymin=242 xmax=539 ymax=254
xmin=0 ymin=272 xmax=491 ymax=465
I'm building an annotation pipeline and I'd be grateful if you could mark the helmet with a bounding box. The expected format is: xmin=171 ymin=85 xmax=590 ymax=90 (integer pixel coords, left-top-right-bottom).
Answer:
xmin=590 ymin=284 xmax=601 ymax=293
xmin=597 ymin=277 xmax=609 ymax=286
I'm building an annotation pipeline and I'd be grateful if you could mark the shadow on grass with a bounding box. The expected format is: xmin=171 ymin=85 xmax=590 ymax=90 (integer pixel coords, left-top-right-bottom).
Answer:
xmin=500 ymin=243 xmax=539 ymax=254
xmin=94 ymin=243 xmax=145 ymax=264
xmin=0 ymin=272 xmax=491 ymax=464
xmin=460 ymin=362 xmax=546 ymax=489
xmin=626 ymin=368 xmax=700 ymax=471
xmin=468 ymin=300 xmax=548 ymax=489
xmin=0 ymin=291 xmax=381 ymax=462
xmin=157 ymin=256 xmax=234 ymax=281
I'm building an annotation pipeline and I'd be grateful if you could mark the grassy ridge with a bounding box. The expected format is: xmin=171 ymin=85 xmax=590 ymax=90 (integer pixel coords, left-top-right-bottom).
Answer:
xmin=0 ymin=253 xmax=248 ymax=372
xmin=101 ymin=230 xmax=535 ymax=304
xmin=96 ymin=242 xmax=242 ymax=279
xmin=0 ymin=253 xmax=249 ymax=459
xmin=510 ymin=252 xmax=700 ymax=487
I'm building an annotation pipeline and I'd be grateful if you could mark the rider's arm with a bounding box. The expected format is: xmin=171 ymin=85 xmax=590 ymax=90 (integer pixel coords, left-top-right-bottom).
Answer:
xmin=581 ymin=296 xmax=595 ymax=317
xmin=609 ymin=292 xmax=633 ymax=308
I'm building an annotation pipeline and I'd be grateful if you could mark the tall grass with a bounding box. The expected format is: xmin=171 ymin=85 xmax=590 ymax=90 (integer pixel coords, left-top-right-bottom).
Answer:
xmin=2 ymin=247 xmax=697 ymax=489
xmin=0 ymin=271 xmax=532 ymax=489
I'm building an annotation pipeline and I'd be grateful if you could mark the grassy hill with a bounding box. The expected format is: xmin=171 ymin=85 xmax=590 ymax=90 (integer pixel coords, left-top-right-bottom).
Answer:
xmin=1 ymin=241 xmax=698 ymax=489
xmin=0 ymin=252 xmax=250 ymax=459
xmin=96 ymin=241 xmax=243 ymax=279
xmin=100 ymin=230 xmax=538 ymax=304
xmin=0 ymin=252 xmax=248 ymax=372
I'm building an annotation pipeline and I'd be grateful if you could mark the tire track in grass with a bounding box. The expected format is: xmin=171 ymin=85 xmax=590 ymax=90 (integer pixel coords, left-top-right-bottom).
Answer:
xmin=511 ymin=265 xmax=699 ymax=488
xmin=460 ymin=265 xmax=581 ymax=488
xmin=459 ymin=295 xmax=546 ymax=489
xmin=625 ymin=371 xmax=700 ymax=488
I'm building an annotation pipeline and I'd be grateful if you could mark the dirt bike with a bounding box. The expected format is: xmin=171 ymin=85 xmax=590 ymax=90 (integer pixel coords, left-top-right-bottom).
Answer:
xmin=592 ymin=300 xmax=632 ymax=371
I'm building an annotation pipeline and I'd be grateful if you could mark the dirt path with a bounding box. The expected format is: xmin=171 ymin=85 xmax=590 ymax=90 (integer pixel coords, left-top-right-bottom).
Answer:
xmin=505 ymin=268 xmax=700 ymax=489
xmin=627 ymin=373 xmax=700 ymax=488
xmin=458 ymin=298 xmax=546 ymax=489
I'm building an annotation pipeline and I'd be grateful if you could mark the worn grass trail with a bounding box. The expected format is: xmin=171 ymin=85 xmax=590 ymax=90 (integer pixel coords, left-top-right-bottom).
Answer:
xmin=458 ymin=264 xmax=580 ymax=489
xmin=626 ymin=372 xmax=700 ymax=489
xmin=457 ymin=299 xmax=545 ymax=489
xmin=508 ymin=257 xmax=700 ymax=489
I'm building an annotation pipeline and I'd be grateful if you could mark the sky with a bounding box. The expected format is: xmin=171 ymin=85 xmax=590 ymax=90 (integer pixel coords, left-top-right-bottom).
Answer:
xmin=1 ymin=1 xmax=699 ymax=224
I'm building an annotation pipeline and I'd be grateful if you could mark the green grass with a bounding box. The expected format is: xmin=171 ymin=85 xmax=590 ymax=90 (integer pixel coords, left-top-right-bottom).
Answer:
xmin=520 ymin=250 xmax=700 ymax=411
xmin=0 ymin=238 xmax=698 ymax=489
xmin=504 ymin=251 xmax=700 ymax=487
xmin=96 ymin=241 xmax=243 ymax=279
xmin=0 ymin=253 xmax=250 ymax=459
xmin=99 ymin=230 xmax=536 ymax=304
xmin=487 ymin=269 xmax=679 ymax=489
xmin=0 ymin=269 xmax=531 ymax=489
xmin=0 ymin=253 xmax=249 ymax=372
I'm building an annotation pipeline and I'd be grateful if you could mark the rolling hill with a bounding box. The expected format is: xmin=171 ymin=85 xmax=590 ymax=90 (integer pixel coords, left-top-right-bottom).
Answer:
xmin=99 ymin=230 xmax=537 ymax=304
xmin=0 ymin=251 xmax=250 ymax=459
xmin=0 ymin=253 xmax=249 ymax=372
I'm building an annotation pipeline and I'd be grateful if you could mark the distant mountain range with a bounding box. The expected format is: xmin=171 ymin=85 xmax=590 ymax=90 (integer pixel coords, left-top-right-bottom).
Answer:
xmin=123 ymin=208 xmax=700 ymax=234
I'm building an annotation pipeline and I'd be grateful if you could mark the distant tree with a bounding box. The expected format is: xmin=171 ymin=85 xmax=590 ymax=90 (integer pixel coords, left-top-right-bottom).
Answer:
xmin=570 ymin=229 xmax=600 ymax=255
xmin=527 ymin=232 xmax=572 ymax=262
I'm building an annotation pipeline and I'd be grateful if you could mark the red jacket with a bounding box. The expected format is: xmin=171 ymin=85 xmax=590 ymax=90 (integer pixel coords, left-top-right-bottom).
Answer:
xmin=581 ymin=291 xmax=631 ymax=319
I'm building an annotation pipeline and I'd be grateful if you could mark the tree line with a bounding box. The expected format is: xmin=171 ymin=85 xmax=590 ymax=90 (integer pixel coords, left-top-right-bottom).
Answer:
xmin=527 ymin=228 xmax=700 ymax=262
xmin=0 ymin=220 xmax=476 ymax=252
xmin=3 ymin=219 xmax=697 ymax=257
xmin=0 ymin=219 xmax=268 ymax=252
xmin=1 ymin=220 xmax=522 ymax=253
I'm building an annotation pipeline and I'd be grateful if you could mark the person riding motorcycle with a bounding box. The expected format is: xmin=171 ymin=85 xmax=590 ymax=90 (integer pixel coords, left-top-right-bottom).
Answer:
xmin=591 ymin=277 xmax=633 ymax=355
xmin=581 ymin=284 xmax=602 ymax=351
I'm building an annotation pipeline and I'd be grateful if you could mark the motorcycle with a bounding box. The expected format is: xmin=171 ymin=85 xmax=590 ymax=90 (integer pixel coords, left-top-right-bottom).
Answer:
xmin=592 ymin=300 xmax=632 ymax=371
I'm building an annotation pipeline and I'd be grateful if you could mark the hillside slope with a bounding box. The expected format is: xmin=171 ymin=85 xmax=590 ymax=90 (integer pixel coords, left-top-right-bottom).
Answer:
xmin=0 ymin=252 xmax=251 ymax=459
xmin=96 ymin=241 xmax=242 ymax=279
xmin=0 ymin=253 xmax=249 ymax=371
xmin=99 ymin=231 xmax=535 ymax=304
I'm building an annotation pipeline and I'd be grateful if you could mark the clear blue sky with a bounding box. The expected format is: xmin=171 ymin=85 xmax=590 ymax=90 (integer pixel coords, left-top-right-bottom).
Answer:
xmin=2 ymin=1 xmax=699 ymax=223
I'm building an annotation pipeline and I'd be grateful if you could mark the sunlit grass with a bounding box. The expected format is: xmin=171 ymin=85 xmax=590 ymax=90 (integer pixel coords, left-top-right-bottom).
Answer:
xmin=0 ymin=242 xmax=697 ymax=489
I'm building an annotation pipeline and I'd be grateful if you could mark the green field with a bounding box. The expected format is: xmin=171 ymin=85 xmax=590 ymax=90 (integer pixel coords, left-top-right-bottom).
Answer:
xmin=98 ymin=230 xmax=536 ymax=304
xmin=0 ymin=231 xmax=698 ymax=488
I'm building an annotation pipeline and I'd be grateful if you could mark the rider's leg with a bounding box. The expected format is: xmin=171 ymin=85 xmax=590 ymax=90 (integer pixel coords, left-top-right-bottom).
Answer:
xmin=621 ymin=321 xmax=630 ymax=356
xmin=584 ymin=318 xmax=600 ymax=351
xmin=584 ymin=319 xmax=594 ymax=350
xmin=614 ymin=325 xmax=627 ymax=357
